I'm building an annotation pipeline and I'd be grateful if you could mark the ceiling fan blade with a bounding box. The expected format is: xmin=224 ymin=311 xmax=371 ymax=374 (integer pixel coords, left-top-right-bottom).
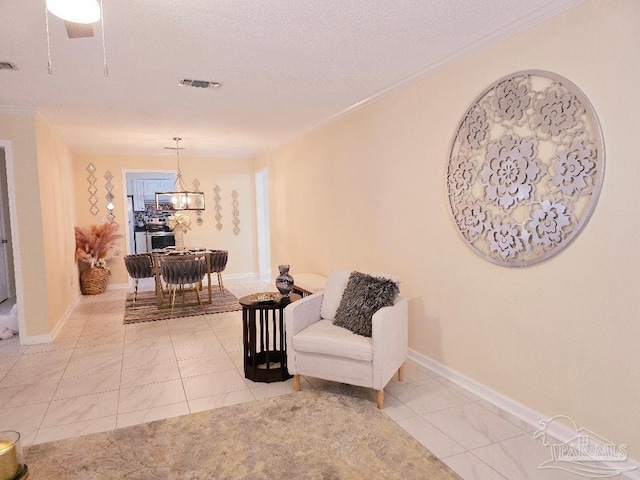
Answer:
xmin=65 ymin=21 xmax=94 ymax=38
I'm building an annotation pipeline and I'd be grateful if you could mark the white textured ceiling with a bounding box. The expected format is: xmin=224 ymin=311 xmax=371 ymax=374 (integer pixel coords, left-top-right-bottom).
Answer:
xmin=0 ymin=0 xmax=581 ymax=158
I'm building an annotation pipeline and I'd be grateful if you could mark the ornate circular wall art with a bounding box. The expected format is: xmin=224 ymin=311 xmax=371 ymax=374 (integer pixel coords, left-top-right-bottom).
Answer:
xmin=446 ymin=70 xmax=604 ymax=267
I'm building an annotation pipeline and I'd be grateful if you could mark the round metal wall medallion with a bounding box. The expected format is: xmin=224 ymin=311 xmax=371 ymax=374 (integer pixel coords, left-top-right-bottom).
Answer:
xmin=446 ymin=70 xmax=604 ymax=267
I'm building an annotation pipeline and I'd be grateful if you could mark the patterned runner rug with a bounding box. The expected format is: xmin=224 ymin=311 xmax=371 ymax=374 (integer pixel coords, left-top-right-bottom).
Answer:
xmin=25 ymin=390 xmax=460 ymax=479
xmin=123 ymin=288 xmax=242 ymax=324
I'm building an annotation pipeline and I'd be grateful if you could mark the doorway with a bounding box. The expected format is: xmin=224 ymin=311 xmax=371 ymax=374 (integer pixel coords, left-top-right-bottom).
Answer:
xmin=255 ymin=169 xmax=271 ymax=277
xmin=0 ymin=147 xmax=17 ymax=336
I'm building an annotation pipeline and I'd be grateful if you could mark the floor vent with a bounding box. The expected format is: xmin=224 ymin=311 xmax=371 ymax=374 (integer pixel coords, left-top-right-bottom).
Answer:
xmin=0 ymin=62 xmax=16 ymax=70
xmin=179 ymin=79 xmax=221 ymax=89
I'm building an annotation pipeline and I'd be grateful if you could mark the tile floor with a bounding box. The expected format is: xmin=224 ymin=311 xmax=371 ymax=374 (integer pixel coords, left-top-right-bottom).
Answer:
xmin=0 ymin=277 xmax=623 ymax=479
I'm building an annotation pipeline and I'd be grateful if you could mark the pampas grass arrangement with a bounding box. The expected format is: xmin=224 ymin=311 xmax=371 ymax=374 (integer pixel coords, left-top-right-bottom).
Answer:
xmin=74 ymin=221 xmax=123 ymax=271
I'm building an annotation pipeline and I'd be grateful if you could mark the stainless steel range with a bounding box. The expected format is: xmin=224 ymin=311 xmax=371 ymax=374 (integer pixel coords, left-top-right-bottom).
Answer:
xmin=145 ymin=218 xmax=175 ymax=251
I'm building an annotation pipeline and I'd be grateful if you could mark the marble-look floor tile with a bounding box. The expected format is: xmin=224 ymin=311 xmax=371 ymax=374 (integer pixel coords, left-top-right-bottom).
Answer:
xmin=17 ymin=430 xmax=37 ymax=448
xmin=125 ymin=321 xmax=169 ymax=336
xmin=423 ymin=402 xmax=524 ymax=450
xmin=0 ymin=364 xmax=66 ymax=387
xmin=188 ymin=389 xmax=256 ymax=414
xmin=75 ymin=331 xmax=125 ymax=348
xmin=173 ymin=340 xmax=225 ymax=360
xmin=170 ymin=329 xmax=218 ymax=346
xmin=472 ymin=433 xmax=578 ymax=480
xmin=70 ymin=341 xmax=124 ymax=361
xmin=212 ymin=325 xmax=242 ymax=340
xmin=34 ymin=415 xmax=116 ymax=444
xmin=63 ymin=353 xmax=123 ymax=378
xmin=116 ymin=402 xmax=189 ymax=429
xmin=475 ymin=399 xmax=537 ymax=433
xmin=0 ymin=402 xmax=50 ymax=432
xmin=118 ymin=379 xmax=187 ymax=413
xmin=122 ymin=345 xmax=176 ymax=369
xmin=81 ymin=322 xmax=126 ymax=337
xmin=386 ymin=378 xmax=472 ymax=414
xmin=0 ymin=380 xmax=59 ymax=408
xmin=444 ymin=452 xmax=507 ymax=480
xmin=219 ymin=336 xmax=243 ymax=353
xmin=53 ymin=370 xmax=121 ymax=400
xmin=385 ymin=362 xmax=437 ymax=387
xmin=249 ymin=377 xmax=300 ymax=400
xmin=0 ymin=355 xmax=20 ymax=371
xmin=177 ymin=353 xmax=235 ymax=378
xmin=13 ymin=349 xmax=73 ymax=370
xmin=124 ymin=334 xmax=173 ymax=351
xmin=436 ymin=377 xmax=484 ymax=402
xmin=206 ymin=314 xmax=242 ymax=331
xmin=182 ymin=369 xmax=248 ymax=400
xmin=120 ymin=360 xmax=181 ymax=388
xmin=0 ymin=338 xmax=28 ymax=358
xmin=41 ymin=390 xmax=119 ymax=429
xmin=228 ymin=349 xmax=244 ymax=369
xmin=166 ymin=317 xmax=212 ymax=334
xmin=25 ymin=337 xmax=79 ymax=354
xmin=380 ymin=391 xmax=417 ymax=421
xmin=396 ymin=415 xmax=466 ymax=459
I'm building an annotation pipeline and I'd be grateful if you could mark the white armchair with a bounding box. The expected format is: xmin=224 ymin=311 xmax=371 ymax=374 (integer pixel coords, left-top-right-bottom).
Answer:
xmin=284 ymin=270 xmax=408 ymax=409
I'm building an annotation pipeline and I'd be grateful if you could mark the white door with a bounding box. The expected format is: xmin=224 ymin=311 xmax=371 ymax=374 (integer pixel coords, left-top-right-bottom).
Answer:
xmin=0 ymin=152 xmax=10 ymax=302
xmin=255 ymin=169 xmax=271 ymax=277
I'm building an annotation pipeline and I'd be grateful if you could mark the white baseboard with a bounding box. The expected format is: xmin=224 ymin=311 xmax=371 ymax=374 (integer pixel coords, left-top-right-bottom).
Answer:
xmin=49 ymin=292 xmax=82 ymax=341
xmin=408 ymin=349 xmax=639 ymax=477
xmin=225 ymin=272 xmax=260 ymax=280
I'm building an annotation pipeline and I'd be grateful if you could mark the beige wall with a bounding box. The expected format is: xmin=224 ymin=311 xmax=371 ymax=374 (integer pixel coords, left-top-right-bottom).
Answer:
xmin=73 ymin=153 xmax=258 ymax=284
xmin=35 ymin=116 xmax=80 ymax=332
xmin=0 ymin=112 xmax=51 ymax=338
xmin=256 ymin=0 xmax=640 ymax=451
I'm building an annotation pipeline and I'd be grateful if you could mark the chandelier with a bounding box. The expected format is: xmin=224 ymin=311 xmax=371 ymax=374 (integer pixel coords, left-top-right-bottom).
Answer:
xmin=155 ymin=137 xmax=205 ymax=211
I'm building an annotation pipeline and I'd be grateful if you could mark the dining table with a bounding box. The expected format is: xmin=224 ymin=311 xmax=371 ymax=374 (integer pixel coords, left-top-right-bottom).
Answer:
xmin=150 ymin=248 xmax=214 ymax=309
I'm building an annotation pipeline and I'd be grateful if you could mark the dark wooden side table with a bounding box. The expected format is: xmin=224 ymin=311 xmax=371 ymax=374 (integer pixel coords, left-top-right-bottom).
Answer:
xmin=239 ymin=293 xmax=301 ymax=383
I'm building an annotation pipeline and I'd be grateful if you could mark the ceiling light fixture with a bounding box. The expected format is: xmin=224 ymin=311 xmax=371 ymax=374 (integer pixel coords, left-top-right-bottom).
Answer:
xmin=44 ymin=0 xmax=108 ymax=76
xmin=155 ymin=137 xmax=206 ymax=212
xmin=46 ymin=0 xmax=100 ymax=24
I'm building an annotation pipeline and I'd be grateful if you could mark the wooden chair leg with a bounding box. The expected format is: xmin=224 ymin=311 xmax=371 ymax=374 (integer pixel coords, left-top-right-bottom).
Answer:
xmin=294 ymin=374 xmax=301 ymax=392
xmin=195 ymin=283 xmax=202 ymax=305
xmin=132 ymin=278 xmax=139 ymax=305
xmin=170 ymin=286 xmax=176 ymax=312
xmin=217 ymin=272 xmax=224 ymax=294
xmin=398 ymin=363 xmax=406 ymax=382
xmin=377 ymin=390 xmax=384 ymax=409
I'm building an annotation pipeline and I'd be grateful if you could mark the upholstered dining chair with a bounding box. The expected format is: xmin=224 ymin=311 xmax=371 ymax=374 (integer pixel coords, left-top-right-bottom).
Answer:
xmin=284 ymin=269 xmax=408 ymax=409
xmin=124 ymin=253 xmax=154 ymax=306
xmin=160 ymin=255 xmax=207 ymax=310
xmin=208 ymin=250 xmax=229 ymax=294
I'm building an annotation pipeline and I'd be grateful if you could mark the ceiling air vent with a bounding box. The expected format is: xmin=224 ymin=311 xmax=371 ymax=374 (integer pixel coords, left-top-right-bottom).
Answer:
xmin=0 ymin=62 xmax=17 ymax=71
xmin=179 ymin=79 xmax=221 ymax=89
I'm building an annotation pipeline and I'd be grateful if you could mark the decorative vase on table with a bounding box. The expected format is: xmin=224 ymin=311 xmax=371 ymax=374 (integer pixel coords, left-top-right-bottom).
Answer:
xmin=275 ymin=265 xmax=294 ymax=297
xmin=174 ymin=226 xmax=186 ymax=251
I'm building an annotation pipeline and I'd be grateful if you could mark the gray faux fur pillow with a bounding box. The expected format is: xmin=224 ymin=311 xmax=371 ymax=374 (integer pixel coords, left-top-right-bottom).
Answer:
xmin=332 ymin=271 xmax=400 ymax=337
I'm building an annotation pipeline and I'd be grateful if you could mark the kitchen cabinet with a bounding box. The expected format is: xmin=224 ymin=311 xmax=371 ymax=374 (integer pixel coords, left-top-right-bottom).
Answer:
xmin=131 ymin=178 xmax=176 ymax=211
xmin=134 ymin=231 xmax=148 ymax=254
xmin=144 ymin=181 xmax=161 ymax=197
xmin=132 ymin=180 xmax=145 ymax=211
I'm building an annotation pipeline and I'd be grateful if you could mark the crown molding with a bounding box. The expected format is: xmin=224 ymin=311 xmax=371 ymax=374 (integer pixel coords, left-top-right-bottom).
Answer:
xmin=272 ymin=0 xmax=585 ymax=155
xmin=0 ymin=105 xmax=37 ymax=116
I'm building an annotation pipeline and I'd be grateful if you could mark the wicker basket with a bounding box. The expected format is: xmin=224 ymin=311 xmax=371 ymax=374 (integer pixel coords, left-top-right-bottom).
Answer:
xmin=80 ymin=267 xmax=110 ymax=295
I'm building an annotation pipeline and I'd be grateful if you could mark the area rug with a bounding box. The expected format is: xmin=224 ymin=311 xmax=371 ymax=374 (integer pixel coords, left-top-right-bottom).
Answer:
xmin=25 ymin=390 xmax=459 ymax=479
xmin=123 ymin=288 xmax=242 ymax=324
